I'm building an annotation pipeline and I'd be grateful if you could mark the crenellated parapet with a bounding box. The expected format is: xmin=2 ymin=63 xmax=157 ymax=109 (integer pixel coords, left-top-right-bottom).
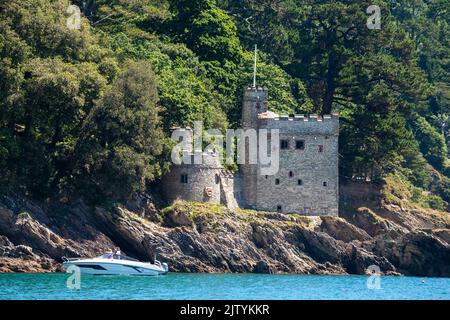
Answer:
xmin=258 ymin=112 xmax=339 ymax=121
xmin=258 ymin=112 xmax=339 ymax=135
xmin=245 ymin=86 xmax=269 ymax=93
xmin=243 ymin=87 xmax=268 ymax=104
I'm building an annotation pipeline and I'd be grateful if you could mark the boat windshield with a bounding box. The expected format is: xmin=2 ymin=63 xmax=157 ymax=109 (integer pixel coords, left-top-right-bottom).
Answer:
xmin=97 ymin=253 xmax=139 ymax=261
xmin=114 ymin=254 xmax=139 ymax=261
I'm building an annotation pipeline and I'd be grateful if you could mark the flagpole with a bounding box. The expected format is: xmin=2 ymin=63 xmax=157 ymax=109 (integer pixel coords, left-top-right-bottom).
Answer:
xmin=253 ymin=44 xmax=257 ymax=88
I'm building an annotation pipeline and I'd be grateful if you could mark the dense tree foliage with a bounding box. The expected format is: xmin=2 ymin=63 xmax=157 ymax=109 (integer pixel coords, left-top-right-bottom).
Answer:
xmin=72 ymin=61 xmax=166 ymax=199
xmin=0 ymin=0 xmax=448 ymax=204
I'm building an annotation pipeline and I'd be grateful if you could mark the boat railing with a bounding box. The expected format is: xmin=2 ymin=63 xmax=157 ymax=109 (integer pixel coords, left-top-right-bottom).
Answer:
xmin=61 ymin=257 xmax=89 ymax=262
xmin=154 ymin=260 xmax=163 ymax=267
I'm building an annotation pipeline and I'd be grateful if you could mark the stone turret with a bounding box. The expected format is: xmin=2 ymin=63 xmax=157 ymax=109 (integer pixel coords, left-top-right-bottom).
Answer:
xmin=240 ymin=86 xmax=268 ymax=208
xmin=241 ymin=87 xmax=268 ymax=129
xmin=161 ymin=150 xmax=222 ymax=205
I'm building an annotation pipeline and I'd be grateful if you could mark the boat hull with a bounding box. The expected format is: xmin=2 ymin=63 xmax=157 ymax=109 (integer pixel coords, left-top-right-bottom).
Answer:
xmin=63 ymin=260 xmax=168 ymax=276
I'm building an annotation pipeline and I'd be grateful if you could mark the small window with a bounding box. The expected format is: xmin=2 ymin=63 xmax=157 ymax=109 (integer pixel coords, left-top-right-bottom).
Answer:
xmin=265 ymin=175 xmax=268 ymax=179
xmin=276 ymin=205 xmax=282 ymax=212
xmin=280 ymin=140 xmax=289 ymax=149
xmin=180 ymin=174 xmax=188 ymax=183
xmin=298 ymin=179 xmax=303 ymax=186
xmin=296 ymin=140 xmax=305 ymax=150
xmin=215 ymin=174 xmax=220 ymax=184
xmin=289 ymin=171 xmax=294 ymax=177
xmin=275 ymin=178 xmax=280 ymax=185
xmin=323 ymin=181 xmax=327 ymax=187
xmin=318 ymin=145 xmax=324 ymax=153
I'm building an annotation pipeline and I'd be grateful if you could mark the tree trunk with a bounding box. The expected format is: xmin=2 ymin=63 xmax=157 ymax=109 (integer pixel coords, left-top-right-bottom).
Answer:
xmin=50 ymin=124 xmax=61 ymax=148
xmin=322 ymin=53 xmax=337 ymax=115
xmin=83 ymin=0 xmax=95 ymax=20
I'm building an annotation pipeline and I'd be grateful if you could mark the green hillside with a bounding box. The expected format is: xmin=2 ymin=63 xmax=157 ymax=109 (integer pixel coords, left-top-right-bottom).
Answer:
xmin=0 ymin=0 xmax=448 ymax=207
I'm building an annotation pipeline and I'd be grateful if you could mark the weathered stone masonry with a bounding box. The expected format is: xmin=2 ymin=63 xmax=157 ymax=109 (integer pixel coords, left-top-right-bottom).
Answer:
xmin=255 ymin=113 xmax=339 ymax=215
xmin=161 ymin=86 xmax=339 ymax=216
xmin=161 ymin=152 xmax=222 ymax=205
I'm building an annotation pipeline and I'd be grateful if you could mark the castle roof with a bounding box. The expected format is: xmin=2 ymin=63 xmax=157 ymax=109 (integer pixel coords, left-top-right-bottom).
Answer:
xmin=257 ymin=110 xmax=279 ymax=119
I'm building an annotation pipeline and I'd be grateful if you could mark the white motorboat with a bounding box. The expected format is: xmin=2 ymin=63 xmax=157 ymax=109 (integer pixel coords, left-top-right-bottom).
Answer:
xmin=62 ymin=253 xmax=169 ymax=276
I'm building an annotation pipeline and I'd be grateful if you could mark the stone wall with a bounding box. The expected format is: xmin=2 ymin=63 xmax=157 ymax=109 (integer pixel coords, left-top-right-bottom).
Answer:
xmin=240 ymin=87 xmax=268 ymax=208
xmin=161 ymin=153 xmax=222 ymax=205
xmin=255 ymin=114 xmax=339 ymax=215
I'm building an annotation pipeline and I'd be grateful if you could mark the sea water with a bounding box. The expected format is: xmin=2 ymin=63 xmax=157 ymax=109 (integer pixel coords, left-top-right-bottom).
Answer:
xmin=0 ymin=273 xmax=449 ymax=300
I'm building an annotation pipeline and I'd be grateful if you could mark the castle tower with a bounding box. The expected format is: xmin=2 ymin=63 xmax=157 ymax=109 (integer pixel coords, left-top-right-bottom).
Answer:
xmin=161 ymin=127 xmax=223 ymax=205
xmin=240 ymin=87 xmax=268 ymax=208
xmin=241 ymin=87 xmax=268 ymax=128
xmin=255 ymin=113 xmax=339 ymax=215
xmin=161 ymin=150 xmax=223 ymax=205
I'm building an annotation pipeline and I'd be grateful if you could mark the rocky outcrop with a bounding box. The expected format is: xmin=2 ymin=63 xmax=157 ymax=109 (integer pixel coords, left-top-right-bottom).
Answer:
xmin=164 ymin=209 xmax=193 ymax=228
xmin=294 ymin=227 xmax=396 ymax=274
xmin=430 ymin=229 xmax=450 ymax=244
xmin=317 ymin=216 xmax=371 ymax=242
xmin=367 ymin=231 xmax=450 ymax=277
xmin=0 ymin=235 xmax=60 ymax=272
xmin=0 ymin=192 xmax=449 ymax=277
xmin=349 ymin=207 xmax=408 ymax=239
xmin=0 ymin=195 xmax=114 ymax=272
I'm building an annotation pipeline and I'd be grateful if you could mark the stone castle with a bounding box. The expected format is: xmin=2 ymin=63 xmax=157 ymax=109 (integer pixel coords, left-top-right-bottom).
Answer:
xmin=162 ymin=86 xmax=339 ymax=216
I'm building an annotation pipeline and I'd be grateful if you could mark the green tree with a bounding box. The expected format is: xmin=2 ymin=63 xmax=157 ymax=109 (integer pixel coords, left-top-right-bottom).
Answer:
xmin=74 ymin=61 xmax=166 ymax=199
xmin=0 ymin=0 xmax=113 ymax=195
xmin=169 ymin=0 xmax=244 ymax=114
xmin=106 ymin=33 xmax=229 ymax=130
xmin=411 ymin=115 xmax=448 ymax=171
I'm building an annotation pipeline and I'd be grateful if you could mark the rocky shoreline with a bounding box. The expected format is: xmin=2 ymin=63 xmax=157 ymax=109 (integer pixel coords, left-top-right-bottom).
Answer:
xmin=0 ymin=183 xmax=449 ymax=276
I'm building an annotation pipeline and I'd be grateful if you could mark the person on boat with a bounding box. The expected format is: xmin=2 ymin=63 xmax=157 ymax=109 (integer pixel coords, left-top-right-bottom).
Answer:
xmin=114 ymin=247 xmax=121 ymax=259
xmin=106 ymin=249 xmax=113 ymax=259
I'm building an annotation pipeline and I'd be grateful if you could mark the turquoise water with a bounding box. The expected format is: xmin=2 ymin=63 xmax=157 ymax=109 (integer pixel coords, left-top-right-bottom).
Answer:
xmin=0 ymin=273 xmax=449 ymax=300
